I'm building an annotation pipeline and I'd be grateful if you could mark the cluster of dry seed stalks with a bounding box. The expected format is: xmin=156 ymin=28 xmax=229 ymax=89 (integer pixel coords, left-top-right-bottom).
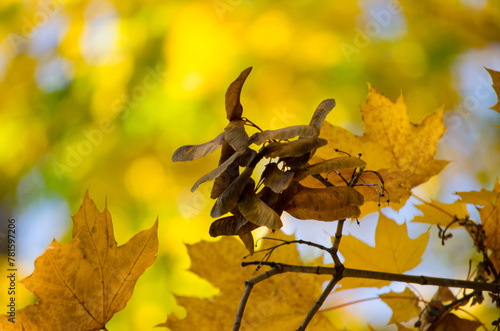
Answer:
xmin=172 ymin=67 xmax=386 ymax=254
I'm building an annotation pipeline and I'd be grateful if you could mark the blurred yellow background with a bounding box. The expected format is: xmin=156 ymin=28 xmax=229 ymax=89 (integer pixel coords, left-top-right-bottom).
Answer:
xmin=0 ymin=0 xmax=499 ymax=329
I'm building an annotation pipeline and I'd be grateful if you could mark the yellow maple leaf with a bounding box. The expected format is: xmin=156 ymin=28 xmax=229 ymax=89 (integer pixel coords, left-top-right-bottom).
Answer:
xmin=379 ymin=288 xmax=421 ymax=324
xmin=338 ymin=213 xmax=429 ymax=290
xmin=0 ymin=192 xmax=159 ymax=330
xmin=486 ymin=68 xmax=500 ymax=113
xmin=457 ymin=179 xmax=500 ymax=252
xmin=161 ymin=231 xmax=336 ymax=330
xmin=412 ymin=199 xmax=469 ymax=228
xmin=317 ymin=86 xmax=448 ymax=214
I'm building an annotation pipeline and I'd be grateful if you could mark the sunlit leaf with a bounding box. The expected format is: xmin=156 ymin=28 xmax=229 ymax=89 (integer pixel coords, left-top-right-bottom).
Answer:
xmin=0 ymin=193 xmax=158 ymax=330
xmin=457 ymin=179 xmax=500 ymax=252
xmin=412 ymin=199 xmax=469 ymax=228
xmin=226 ymin=67 xmax=252 ymax=121
xmin=224 ymin=120 xmax=249 ymax=153
xmin=250 ymin=125 xmax=317 ymax=145
xmin=172 ymin=132 xmax=225 ymax=162
xmin=264 ymin=137 xmax=327 ymax=158
xmin=238 ymin=182 xmax=283 ymax=229
xmin=319 ymin=86 xmax=448 ymax=214
xmin=309 ymin=99 xmax=336 ymax=134
xmin=338 ymin=213 xmax=429 ymax=290
xmin=162 ymin=232 xmax=334 ymax=330
xmin=262 ymin=162 xmax=295 ymax=193
xmin=379 ymin=288 xmax=420 ymax=324
xmin=486 ymin=68 xmax=500 ymax=113
xmin=285 ymin=184 xmax=363 ymax=221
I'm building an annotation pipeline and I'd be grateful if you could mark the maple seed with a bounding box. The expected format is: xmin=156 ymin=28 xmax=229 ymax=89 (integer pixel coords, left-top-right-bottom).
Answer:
xmin=226 ymin=66 xmax=252 ymax=121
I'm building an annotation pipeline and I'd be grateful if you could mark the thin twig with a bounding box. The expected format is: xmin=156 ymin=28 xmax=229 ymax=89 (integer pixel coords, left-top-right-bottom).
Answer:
xmin=245 ymin=238 xmax=332 ymax=270
xmin=233 ymin=265 xmax=282 ymax=331
xmin=329 ymin=219 xmax=346 ymax=267
xmin=297 ymin=275 xmax=341 ymax=330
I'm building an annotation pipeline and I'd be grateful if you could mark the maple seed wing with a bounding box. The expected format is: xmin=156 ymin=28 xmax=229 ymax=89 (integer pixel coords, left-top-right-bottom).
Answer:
xmin=296 ymin=156 xmax=367 ymax=181
xmin=238 ymin=183 xmax=283 ymax=229
xmin=250 ymin=125 xmax=318 ymax=145
xmin=211 ymin=166 xmax=254 ymax=218
xmin=285 ymin=185 xmax=364 ymax=221
xmin=264 ymin=138 xmax=328 ymax=158
xmin=172 ymin=132 xmax=225 ymax=162
xmin=209 ymin=215 xmax=247 ymax=237
xmin=238 ymin=232 xmax=255 ymax=255
xmin=309 ymin=99 xmax=336 ymax=135
xmin=224 ymin=120 xmax=249 ymax=153
xmin=191 ymin=150 xmax=241 ymax=192
xmin=226 ymin=67 xmax=253 ymax=121
xmin=211 ymin=141 xmax=240 ymax=199
xmin=262 ymin=162 xmax=295 ymax=193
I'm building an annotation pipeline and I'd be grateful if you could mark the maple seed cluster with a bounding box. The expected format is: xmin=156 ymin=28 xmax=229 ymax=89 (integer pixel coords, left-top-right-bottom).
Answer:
xmin=173 ymin=67 xmax=373 ymax=253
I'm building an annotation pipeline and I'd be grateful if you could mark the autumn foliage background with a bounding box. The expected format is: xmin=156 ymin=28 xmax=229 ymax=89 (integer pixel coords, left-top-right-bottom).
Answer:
xmin=0 ymin=0 xmax=500 ymax=330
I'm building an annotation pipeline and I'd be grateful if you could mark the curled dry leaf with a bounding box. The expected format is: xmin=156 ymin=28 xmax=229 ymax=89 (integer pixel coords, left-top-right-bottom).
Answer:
xmin=296 ymin=156 xmax=366 ymax=181
xmin=262 ymin=162 xmax=295 ymax=193
xmin=309 ymin=99 xmax=336 ymax=134
xmin=211 ymin=166 xmax=255 ymax=218
xmin=285 ymin=184 xmax=364 ymax=221
xmin=226 ymin=66 xmax=253 ymax=121
xmin=224 ymin=120 xmax=249 ymax=153
xmin=172 ymin=132 xmax=225 ymax=162
xmin=249 ymin=125 xmax=317 ymax=145
xmin=238 ymin=182 xmax=283 ymax=230
xmin=191 ymin=149 xmax=241 ymax=192
xmin=264 ymin=137 xmax=327 ymax=158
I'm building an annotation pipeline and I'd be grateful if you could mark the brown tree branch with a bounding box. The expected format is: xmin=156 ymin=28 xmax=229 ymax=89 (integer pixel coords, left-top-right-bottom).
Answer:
xmin=240 ymin=261 xmax=500 ymax=293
